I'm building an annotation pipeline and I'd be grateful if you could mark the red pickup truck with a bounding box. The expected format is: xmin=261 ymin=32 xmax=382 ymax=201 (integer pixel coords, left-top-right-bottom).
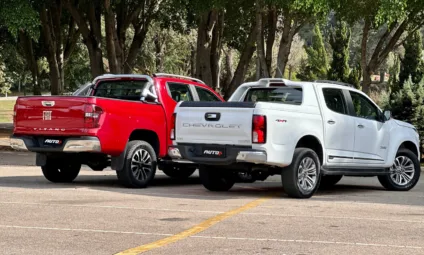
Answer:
xmin=10 ymin=73 xmax=224 ymax=188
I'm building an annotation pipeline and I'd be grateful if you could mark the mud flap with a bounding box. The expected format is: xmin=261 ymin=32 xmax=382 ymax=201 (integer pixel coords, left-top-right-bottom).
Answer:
xmin=111 ymin=143 xmax=129 ymax=171
xmin=35 ymin=153 xmax=47 ymax=166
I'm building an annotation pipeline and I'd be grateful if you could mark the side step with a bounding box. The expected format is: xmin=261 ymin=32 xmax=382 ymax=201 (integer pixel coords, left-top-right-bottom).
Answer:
xmin=321 ymin=167 xmax=390 ymax=176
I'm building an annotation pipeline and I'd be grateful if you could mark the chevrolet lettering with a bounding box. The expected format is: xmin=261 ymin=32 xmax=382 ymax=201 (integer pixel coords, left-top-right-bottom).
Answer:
xmin=182 ymin=123 xmax=241 ymax=129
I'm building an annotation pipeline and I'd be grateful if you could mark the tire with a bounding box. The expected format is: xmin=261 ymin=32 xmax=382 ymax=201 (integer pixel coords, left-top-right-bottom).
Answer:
xmin=116 ymin=140 xmax=157 ymax=188
xmin=281 ymin=148 xmax=321 ymax=199
xmin=319 ymin=175 xmax=343 ymax=189
xmin=162 ymin=165 xmax=196 ymax=179
xmin=378 ymin=148 xmax=421 ymax=191
xmin=41 ymin=159 xmax=81 ymax=183
xmin=199 ymin=165 xmax=235 ymax=191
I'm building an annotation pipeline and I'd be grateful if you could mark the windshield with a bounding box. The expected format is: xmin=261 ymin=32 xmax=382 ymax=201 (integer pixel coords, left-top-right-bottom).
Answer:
xmin=93 ymin=80 xmax=149 ymax=101
xmin=244 ymin=87 xmax=303 ymax=105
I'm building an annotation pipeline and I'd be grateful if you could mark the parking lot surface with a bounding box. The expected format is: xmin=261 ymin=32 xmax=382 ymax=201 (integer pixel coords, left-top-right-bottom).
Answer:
xmin=0 ymin=151 xmax=423 ymax=255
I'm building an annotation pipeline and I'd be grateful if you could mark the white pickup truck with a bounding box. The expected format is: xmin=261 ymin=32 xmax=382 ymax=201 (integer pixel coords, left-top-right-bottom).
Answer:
xmin=168 ymin=79 xmax=421 ymax=198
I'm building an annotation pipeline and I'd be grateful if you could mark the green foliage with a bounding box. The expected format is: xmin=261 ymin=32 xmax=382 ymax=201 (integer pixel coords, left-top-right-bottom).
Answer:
xmin=399 ymin=30 xmax=424 ymax=86
xmin=0 ymin=0 xmax=40 ymax=40
xmin=347 ymin=63 xmax=361 ymax=89
xmin=390 ymin=77 xmax=424 ymax=149
xmin=389 ymin=54 xmax=401 ymax=95
xmin=297 ymin=24 xmax=328 ymax=81
xmin=0 ymin=65 xmax=12 ymax=96
xmin=328 ymin=20 xmax=350 ymax=82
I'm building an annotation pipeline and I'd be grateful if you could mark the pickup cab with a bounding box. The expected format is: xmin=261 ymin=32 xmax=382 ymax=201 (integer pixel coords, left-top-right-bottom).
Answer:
xmin=170 ymin=78 xmax=421 ymax=198
xmin=10 ymin=73 xmax=224 ymax=188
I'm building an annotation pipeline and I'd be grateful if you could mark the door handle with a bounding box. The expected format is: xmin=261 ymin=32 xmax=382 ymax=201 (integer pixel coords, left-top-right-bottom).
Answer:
xmin=327 ymin=120 xmax=335 ymax=125
xmin=357 ymin=124 xmax=364 ymax=129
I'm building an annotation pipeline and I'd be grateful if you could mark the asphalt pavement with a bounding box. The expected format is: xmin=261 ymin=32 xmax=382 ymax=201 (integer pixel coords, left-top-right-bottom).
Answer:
xmin=0 ymin=151 xmax=423 ymax=255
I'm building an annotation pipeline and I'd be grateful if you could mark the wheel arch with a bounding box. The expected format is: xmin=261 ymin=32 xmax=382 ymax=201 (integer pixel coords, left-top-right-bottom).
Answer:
xmin=111 ymin=129 xmax=162 ymax=171
xmin=294 ymin=135 xmax=324 ymax=165
xmin=387 ymin=140 xmax=420 ymax=166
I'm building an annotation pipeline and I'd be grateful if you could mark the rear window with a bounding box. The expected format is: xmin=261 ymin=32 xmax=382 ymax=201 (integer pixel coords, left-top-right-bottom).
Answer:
xmin=93 ymin=80 xmax=148 ymax=101
xmin=244 ymin=87 xmax=303 ymax=105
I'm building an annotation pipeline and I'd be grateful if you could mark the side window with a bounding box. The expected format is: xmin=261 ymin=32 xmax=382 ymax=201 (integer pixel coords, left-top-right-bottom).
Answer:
xmin=196 ymin=87 xmax=221 ymax=101
xmin=349 ymin=91 xmax=380 ymax=120
xmin=322 ymin=88 xmax=347 ymax=114
xmin=167 ymin=83 xmax=194 ymax=102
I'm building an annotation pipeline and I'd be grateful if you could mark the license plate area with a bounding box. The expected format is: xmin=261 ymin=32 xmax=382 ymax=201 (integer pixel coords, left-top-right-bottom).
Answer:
xmin=201 ymin=146 xmax=226 ymax=158
xmin=43 ymin=138 xmax=63 ymax=146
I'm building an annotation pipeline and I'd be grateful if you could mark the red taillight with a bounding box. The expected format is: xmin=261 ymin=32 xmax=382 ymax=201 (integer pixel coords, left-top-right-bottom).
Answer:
xmin=84 ymin=104 xmax=103 ymax=128
xmin=252 ymin=115 xmax=266 ymax=144
xmin=13 ymin=103 xmax=17 ymax=124
xmin=170 ymin=113 xmax=176 ymax=140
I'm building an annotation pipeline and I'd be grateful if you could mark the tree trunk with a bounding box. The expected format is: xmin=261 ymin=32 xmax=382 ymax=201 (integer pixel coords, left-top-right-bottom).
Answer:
xmin=275 ymin=10 xmax=299 ymax=78
xmin=265 ymin=5 xmax=277 ymax=75
xmin=196 ymin=10 xmax=219 ymax=86
xmin=154 ymin=32 xmax=165 ymax=72
xmin=256 ymin=1 xmax=270 ymax=78
xmin=86 ymin=40 xmax=105 ymax=78
xmin=361 ymin=19 xmax=371 ymax=94
xmin=210 ymin=11 xmax=224 ymax=89
xmin=40 ymin=6 xmax=61 ymax=95
xmin=190 ymin=44 xmax=196 ymax=77
xmin=226 ymin=22 xmax=257 ymax=99
xmin=19 ymin=31 xmax=42 ymax=95
xmin=104 ymin=0 xmax=120 ymax=74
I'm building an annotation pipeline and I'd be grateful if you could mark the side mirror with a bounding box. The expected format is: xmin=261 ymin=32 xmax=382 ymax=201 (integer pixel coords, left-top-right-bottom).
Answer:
xmin=141 ymin=88 xmax=158 ymax=103
xmin=383 ymin=110 xmax=391 ymax=121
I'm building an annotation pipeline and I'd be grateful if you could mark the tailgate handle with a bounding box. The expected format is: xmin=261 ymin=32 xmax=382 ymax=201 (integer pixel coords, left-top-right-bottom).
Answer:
xmin=205 ymin=112 xmax=221 ymax=121
xmin=42 ymin=101 xmax=55 ymax=107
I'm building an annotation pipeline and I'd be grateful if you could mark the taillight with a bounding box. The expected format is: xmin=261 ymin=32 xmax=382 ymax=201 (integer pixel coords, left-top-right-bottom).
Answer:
xmin=170 ymin=113 xmax=176 ymax=140
xmin=13 ymin=103 xmax=17 ymax=124
xmin=84 ymin=104 xmax=103 ymax=128
xmin=252 ymin=115 xmax=266 ymax=144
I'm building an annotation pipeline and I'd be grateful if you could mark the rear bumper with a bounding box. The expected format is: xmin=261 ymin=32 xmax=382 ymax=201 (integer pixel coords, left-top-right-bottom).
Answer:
xmin=10 ymin=135 xmax=101 ymax=153
xmin=168 ymin=144 xmax=267 ymax=165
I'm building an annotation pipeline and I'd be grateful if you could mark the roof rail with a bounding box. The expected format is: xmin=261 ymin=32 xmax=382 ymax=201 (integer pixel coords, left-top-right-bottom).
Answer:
xmin=153 ymin=73 xmax=205 ymax=84
xmin=92 ymin=74 xmax=154 ymax=84
xmin=314 ymin=80 xmax=355 ymax=88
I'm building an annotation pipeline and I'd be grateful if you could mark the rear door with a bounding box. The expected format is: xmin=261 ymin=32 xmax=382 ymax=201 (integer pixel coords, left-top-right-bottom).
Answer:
xmin=319 ymin=87 xmax=355 ymax=165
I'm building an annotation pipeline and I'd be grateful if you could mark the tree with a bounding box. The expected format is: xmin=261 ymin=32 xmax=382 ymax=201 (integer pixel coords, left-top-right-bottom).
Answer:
xmin=64 ymin=0 xmax=163 ymax=77
xmin=390 ymin=77 xmax=424 ymax=151
xmin=331 ymin=0 xmax=424 ymax=94
xmin=272 ymin=0 xmax=329 ymax=78
xmin=296 ymin=24 xmax=328 ymax=81
xmin=399 ymin=30 xmax=424 ymax=85
xmin=286 ymin=34 xmax=306 ymax=79
xmin=327 ymin=19 xmax=350 ymax=82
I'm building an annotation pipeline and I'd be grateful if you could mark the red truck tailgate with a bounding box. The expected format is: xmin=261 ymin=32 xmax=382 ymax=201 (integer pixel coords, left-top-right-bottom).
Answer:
xmin=14 ymin=96 xmax=89 ymax=135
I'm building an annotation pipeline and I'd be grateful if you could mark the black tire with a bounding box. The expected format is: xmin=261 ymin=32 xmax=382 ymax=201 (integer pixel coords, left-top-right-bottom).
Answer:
xmin=116 ymin=140 xmax=157 ymax=188
xmin=41 ymin=159 xmax=81 ymax=183
xmin=378 ymin=148 xmax=421 ymax=191
xmin=199 ymin=165 xmax=235 ymax=191
xmin=162 ymin=165 xmax=196 ymax=179
xmin=319 ymin=175 xmax=343 ymax=189
xmin=281 ymin=148 xmax=321 ymax=199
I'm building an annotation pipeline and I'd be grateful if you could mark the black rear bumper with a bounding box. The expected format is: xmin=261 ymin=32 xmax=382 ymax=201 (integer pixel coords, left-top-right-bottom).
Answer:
xmin=170 ymin=144 xmax=267 ymax=166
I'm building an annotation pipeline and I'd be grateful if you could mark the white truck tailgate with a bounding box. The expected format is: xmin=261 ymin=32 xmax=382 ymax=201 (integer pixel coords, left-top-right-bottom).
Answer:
xmin=175 ymin=102 xmax=255 ymax=146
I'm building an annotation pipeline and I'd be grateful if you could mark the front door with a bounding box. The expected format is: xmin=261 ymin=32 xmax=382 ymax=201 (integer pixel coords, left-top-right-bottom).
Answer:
xmin=320 ymin=88 xmax=355 ymax=165
xmin=348 ymin=91 xmax=390 ymax=165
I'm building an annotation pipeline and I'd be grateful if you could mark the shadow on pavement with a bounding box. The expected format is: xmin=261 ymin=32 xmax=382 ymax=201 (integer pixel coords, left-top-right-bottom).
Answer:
xmin=0 ymin=172 xmax=422 ymax=206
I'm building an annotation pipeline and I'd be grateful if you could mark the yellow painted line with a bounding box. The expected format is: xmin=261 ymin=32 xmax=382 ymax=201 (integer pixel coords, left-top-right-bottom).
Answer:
xmin=115 ymin=197 xmax=271 ymax=255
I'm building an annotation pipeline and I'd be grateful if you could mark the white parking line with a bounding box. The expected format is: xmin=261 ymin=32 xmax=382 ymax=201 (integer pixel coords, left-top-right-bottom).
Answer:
xmin=191 ymin=235 xmax=423 ymax=249
xmin=3 ymin=224 xmax=421 ymax=250
xmin=0 ymin=224 xmax=173 ymax=237
xmin=1 ymin=201 xmax=423 ymax=224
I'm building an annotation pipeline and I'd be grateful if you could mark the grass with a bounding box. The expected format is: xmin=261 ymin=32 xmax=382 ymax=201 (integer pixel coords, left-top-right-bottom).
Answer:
xmin=0 ymin=100 xmax=16 ymax=123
